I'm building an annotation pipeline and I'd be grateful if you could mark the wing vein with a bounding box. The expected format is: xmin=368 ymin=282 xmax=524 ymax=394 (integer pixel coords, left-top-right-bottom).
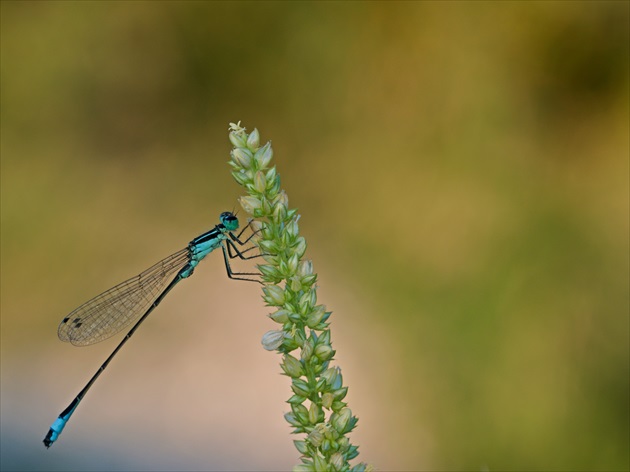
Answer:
xmin=57 ymin=248 xmax=190 ymax=346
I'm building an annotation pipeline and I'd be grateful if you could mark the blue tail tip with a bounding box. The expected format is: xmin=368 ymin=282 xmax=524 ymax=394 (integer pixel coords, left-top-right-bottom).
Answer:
xmin=43 ymin=429 xmax=55 ymax=448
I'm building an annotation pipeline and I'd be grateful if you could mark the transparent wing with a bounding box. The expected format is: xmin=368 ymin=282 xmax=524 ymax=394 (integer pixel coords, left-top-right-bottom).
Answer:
xmin=58 ymin=248 xmax=190 ymax=346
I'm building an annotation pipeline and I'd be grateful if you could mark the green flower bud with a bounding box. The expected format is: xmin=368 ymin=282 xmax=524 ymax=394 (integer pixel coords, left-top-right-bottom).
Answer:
xmin=287 ymin=394 xmax=306 ymax=405
xmin=265 ymin=166 xmax=277 ymax=186
xmin=289 ymin=275 xmax=303 ymax=292
xmin=274 ymin=189 xmax=289 ymax=208
xmin=292 ymin=403 xmax=309 ymax=425
xmin=315 ymin=378 xmax=327 ymax=392
xmin=231 ymin=170 xmax=250 ymax=186
xmin=331 ymin=400 xmax=347 ymax=412
xmin=269 ymin=308 xmax=290 ymax=324
xmin=291 ymin=378 xmax=311 ymax=398
xmin=322 ymin=392 xmax=334 ymax=409
xmin=281 ymin=228 xmax=293 ymax=247
xmin=254 ymin=170 xmax=266 ymax=193
xmin=261 ymin=197 xmax=273 ymax=216
xmin=293 ymin=440 xmax=309 ymax=455
xmin=254 ymin=141 xmax=273 ymax=169
xmin=314 ymin=344 xmax=334 ymax=362
xmin=278 ymin=257 xmax=290 ymax=277
xmin=300 ymin=338 xmax=314 ymax=361
xmin=231 ymin=148 xmax=252 ymax=168
xmin=307 ymin=427 xmax=324 ymax=447
xmin=308 ymin=402 xmax=321 ymax=424
xmin=239 ymin=196 xmax=262 ymax=214
xmin=298 ymin=290 xmax=316 ymax=313
xmin=258 ymin=239 xmax=280 ymax=254
xmin=287 ymin=253 xmax=299 ymax=274
xmin=247 ymin=128 xmax=260 ymax=150
xmin=321 ymin=439 xmax=332 ymax=453
xmin=321 ymin=367 xmax=339 ymax=387
xmin=263 ymin=285 xmax=285 ymax=306
xmin=282 ymin=335 xmax=300 ymax=352
xmin=228 ymin=122 xmax=247 ymax=147
xmin=268 ymin=174 xmax=281 ymax=196
xmin=262 ymin=254 xmax=279 ymax=266
xmin=260 ymin=222 xmax=275 ymax=239
xmin=258 ymin=264 xmax=281 ymax=280
xmin=331 ymin=368 xmax=343 ymax=390
xmin=284 ymin=412 xmax=300 ymax=427
xmin=330 ymin=452 xmax=344 ymax=471
xmin=301 ymin=274 xmax=318 ymax=288
xmin=288 ymin=310 xmax=302 ymax=323
xmin=292 ymin=238 xmax=307 ymax=260
xmin=318 ymin=330 xmax=331 ymax=346
xmin=305 ymin=305 xmax=326 ymax=329
xmin=282 ymin=354 xmax=303 ymax=377
xmin=312 ymin=454 xmax=327 ymax=471
xmin=286 ymin=219 xmax=299 ymax=238
xmin=332 ymin=408 xmax=352 ymax=433
xmin=337 ymin=437 xmax=349 ymax=449
xmin=273 ymin=202 xmax=288 ymax=224
xmin=333 ymin=387 xmax=348 ymax=401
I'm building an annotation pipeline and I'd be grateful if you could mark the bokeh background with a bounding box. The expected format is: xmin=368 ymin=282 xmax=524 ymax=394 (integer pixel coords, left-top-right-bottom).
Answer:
xmin=1 ymin=2 xmax=628 ymax=471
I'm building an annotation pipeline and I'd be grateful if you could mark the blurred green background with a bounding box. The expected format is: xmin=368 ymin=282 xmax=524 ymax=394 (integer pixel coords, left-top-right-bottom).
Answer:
xmin=1 ymin=1 xmax=628 ymax=471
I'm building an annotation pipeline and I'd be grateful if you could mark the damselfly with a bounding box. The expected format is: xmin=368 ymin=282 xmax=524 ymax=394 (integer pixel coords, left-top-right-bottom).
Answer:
xmin=43 ymin=211 xmax=260 ymax=448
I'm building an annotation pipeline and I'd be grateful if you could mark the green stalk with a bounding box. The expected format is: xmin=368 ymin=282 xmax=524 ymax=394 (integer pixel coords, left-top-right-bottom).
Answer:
xmin=227 ymin=122 xmax=370 ymax=472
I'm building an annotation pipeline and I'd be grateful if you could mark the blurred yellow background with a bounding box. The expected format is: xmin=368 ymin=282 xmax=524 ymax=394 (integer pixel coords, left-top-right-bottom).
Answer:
xmin=1 ymin=2 xmax=628 ymax=471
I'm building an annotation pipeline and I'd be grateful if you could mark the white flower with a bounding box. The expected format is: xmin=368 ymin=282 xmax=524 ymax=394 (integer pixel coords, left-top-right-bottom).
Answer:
xmin=261 ymin=330 xmax=284 ymax=351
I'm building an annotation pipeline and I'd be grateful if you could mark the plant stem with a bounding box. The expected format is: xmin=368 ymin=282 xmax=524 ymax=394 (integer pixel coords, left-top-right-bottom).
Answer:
xmin=227 ymin=122 xmax=370 ymax=472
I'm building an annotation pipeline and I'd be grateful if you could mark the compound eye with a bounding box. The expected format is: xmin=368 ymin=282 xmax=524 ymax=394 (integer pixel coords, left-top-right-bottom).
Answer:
xmin=220 ymin=212 xmax=239 ymax=230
